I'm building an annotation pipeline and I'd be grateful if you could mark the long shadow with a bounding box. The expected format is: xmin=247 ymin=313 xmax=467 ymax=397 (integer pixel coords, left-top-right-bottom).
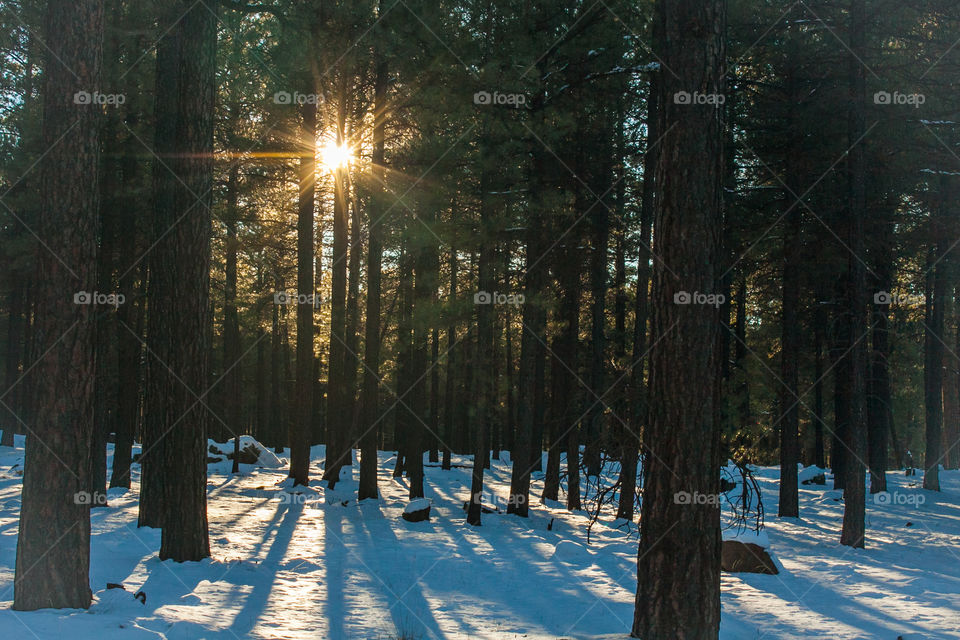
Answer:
xmin=323 ymin=506 xmax=348 ymax=640
xmin=748 ymin=572 xmax=936 ymax=639
xmin=444 ymin=514 xmax=633 ymax=638
xmin=212 ymin=496 xmax=278 ymax=530
xmin=412 ymin=466 xmax=634 ymax=637
xmin=132 ymin=556 xmax=217 ymax=617
xmin=226 ymin=501 xmax=304 ymax=637
xmin=354 ymin=478 xmax=582 ymax=639
xmin=351 ymin=503 xmax=448 ymax=640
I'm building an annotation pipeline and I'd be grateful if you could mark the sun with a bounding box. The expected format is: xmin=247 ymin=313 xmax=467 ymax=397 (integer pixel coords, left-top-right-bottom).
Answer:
xmin=319 ymin=140 xmax=352 ymax=170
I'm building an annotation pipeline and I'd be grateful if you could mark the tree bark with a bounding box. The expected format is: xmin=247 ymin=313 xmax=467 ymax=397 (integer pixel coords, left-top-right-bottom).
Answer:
xmin=225 ymin=164 xmax=242 ymax=473
xmin=923 ymin=178 xmax=953 ymax=492
xmin=323 ymin=121 xmax=351 ymax=485
xmin=270 ymin=277 xmax=285 ymax=452
xmin=408 ymin=214 xmax=437 ymax=499
xmin=619 ymin=72 xmax=658 ymax=522
xmin=1 ymin=285 xmax=24 ymax=447
xmin=150 ymin=0 xmax=217 ymax=562
xmin=441 ymin=248 xmax=457 ymax=471
xmin=868 ymin=227 xmax=893 ymax=493
xmin=14 ymin=0 xmax=103 ymax=610
xmin=508 ymin=135 xmax=548 ymax=517
xmin=290 ymin=86 xmax=317 ymax=486
xmin=358 ymin=44 xmax=387 ymax=500
xmin=110 ymin=101 xmax=143 ymax=489
xmin=840 ymin=0 xmax=868 ymax=548
xmin=467 ymin=146 xmax=497 ymax=524
xmin=777 ymin=54 xmax=803 ymax=518
xmin=137 ymin=5 xmax=180 ymax=530
xmin=632 ymin=0 xmax=725 ymax=636
xmin=813 ymin=301 xmax=826 ymax=469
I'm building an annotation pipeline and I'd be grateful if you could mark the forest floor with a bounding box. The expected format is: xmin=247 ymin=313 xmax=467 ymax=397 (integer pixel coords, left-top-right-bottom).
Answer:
xmin=0 ymin=438 xmax=956 ymax=639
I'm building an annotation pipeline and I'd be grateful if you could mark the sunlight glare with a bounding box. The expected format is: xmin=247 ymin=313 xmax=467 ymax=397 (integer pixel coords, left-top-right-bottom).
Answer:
xmin=319 ymin=140 xmax=352 ymax=170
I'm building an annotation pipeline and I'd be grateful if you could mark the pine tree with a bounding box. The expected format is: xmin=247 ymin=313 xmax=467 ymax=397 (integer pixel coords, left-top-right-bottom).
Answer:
xmin=632 ymin=0 xmax=725 ymax=635
xmin=14 ymin=0 xmax=103 ymax=611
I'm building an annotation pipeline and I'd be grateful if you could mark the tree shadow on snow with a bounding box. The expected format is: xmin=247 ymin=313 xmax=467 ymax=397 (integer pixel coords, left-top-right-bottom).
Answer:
xmin=350 ymin=502 xmax=449 ymax=640
xmin=225 ymin=501 xmax=303 ymax=637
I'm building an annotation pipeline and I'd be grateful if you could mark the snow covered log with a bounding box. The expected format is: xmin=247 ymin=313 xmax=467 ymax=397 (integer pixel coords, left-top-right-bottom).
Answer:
xmin=402 ymin=498 xmax=431 ymax=522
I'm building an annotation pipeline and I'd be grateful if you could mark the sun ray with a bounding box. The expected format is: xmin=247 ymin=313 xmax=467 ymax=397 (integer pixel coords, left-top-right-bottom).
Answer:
xmin=319 ymin=140 xmax=352 ymax=170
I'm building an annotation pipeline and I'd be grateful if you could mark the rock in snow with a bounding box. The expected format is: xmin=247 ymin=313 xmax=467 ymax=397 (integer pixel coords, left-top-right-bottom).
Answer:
xmin=90 ymin=583 xmax=146 ymax=614
xmin=721 ymin=540 xmax=778 ymax=574
xmin=402 ymin=498 xmax=431 ymax=522
xmin=208 ymin=436 xmax=285 ymax=470
xmin=799 ymin=465 xmax=828 ymax=485
xmin=551 ymin=540 xmax=593 ymax=564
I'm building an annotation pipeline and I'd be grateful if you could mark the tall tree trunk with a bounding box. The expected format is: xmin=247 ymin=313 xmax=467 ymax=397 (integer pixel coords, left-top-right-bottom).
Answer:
xmin=830 ymin=307 xmax=851 ymax=491
xmin=632 ymin=0 xmax=725 ymax=636
xmin=91 ymin=136 xmax=118 ymax=506
xmin=393 ymin=246 xmax=414 ymax=479
xmin=2 ymin=285 xmax=25 ymax=446
xmin=558 ymin=239 xmax=582 ymax=512
xmin=137 ymin=13 xmax=180 ymax=529
xmin=777 ymin=54 xmax=802 ymax=518
xmin=442 ymin=247 xmax=458 ymax=471
xmin=813 ymin=301 xmax=826 ymax=469
xmin=619 ymin=72 xmax=658 ymax=522
xmin=345 ymin=203 xmax=362 ymax=459
xmin=290 ymin=88 xmax=317 ymax=486
xmin=408 ymin=212 xmax=437 ymax=499
xmin=923 ymin=253 xmax=941 ymax=488
xmin=868 ymin=228 xmax=893 ymax=493
xmin=923 ymin=178 xmax=953 ymax=492
xmin=255 ymin=328 xmax=267 ymax=443
xmin=429 ymin=324 xmax=440 ymax=463
xmin=943 ymin=318 xmax=959 ymax=471
xmin=281 ymin=302 xmax=293 ymax=452
xmin=91 ymin=13 xmax=123 ymax=500
xmin=110 ymin=105 xmax=143 ymax=489
xmin=157 ymin=0 xmax=217 ymax=561
xmin=584 ymin=163 xmax=610 ymax=480
xmin=508 ymin=141 xmax=547 ymax=517
xmin=358 ymin=44 xmax=387 ymax=500
xmin=468 ymin=165 xmax=496 ymax=524
xmin=948 ymin=284 xmax=960 ymax=470
xmin=14 ymin=0 xmax=103 ymax=610
xmin=542 ymin=343 xmax=562 ymax=502
xmin=323 ymin=122 xmax=351 ymax=485
xmin=225 ymin=161 xmax=243 ymax=474
xmin=270 ymin=278 xmax=284 ymax=452
xmin=840 ymin=0 xmax=867 ymax=548
xmin=735 ymin=274 xmax=750 ymax=433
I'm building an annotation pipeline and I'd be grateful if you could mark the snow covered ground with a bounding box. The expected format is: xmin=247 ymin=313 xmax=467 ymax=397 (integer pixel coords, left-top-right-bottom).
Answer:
xmin=0 ymin=437 xmax=957 ymax=639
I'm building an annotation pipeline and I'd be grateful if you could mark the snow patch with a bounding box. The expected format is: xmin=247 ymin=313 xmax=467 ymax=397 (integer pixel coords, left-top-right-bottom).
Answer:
xmin=404 ymin=498 xmax=431 ymax=514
